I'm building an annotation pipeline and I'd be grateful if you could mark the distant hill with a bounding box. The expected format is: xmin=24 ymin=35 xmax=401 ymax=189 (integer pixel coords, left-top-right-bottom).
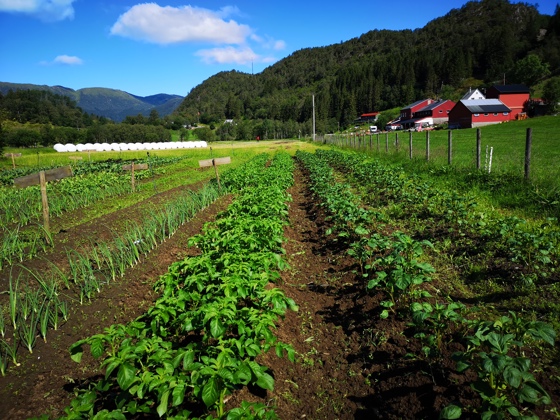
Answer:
xmin=175 ymin=0 xmax=558 ymax=131
xmin=0 ymin=82 xmax=183 ymax=122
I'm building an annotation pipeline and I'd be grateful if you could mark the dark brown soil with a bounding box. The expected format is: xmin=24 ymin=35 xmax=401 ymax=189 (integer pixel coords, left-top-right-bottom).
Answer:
xmin=0 ymin=163 xmax=558 ymax=419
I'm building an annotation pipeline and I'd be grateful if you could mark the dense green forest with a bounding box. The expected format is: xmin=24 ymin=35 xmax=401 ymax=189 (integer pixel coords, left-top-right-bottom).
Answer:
xmin=176 ymin=0 xmax=560 ymax=136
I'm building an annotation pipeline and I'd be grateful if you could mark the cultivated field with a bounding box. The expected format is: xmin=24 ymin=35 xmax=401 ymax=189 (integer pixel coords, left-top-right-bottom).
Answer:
xmin=0 ymin=138 xmax=558 ymax=419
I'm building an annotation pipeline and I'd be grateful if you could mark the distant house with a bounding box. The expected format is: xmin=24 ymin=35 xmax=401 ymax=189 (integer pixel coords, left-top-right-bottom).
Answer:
xmin=485 ymin=84 xmax=530 ymax=120
xmin=413 ymin=99 xmax=455 ymax=126
xmin=398 ymin=98 xmax=454 ymax=129
xmin=400 ymin=99 xmax=434 ymax=127
xmin=462 ymin=88 xmax=486 ymax=101
xmin=355 ymin=112 xmax=379 ymax=123
xmin=448 ymin=99 xmax=511 ymax=128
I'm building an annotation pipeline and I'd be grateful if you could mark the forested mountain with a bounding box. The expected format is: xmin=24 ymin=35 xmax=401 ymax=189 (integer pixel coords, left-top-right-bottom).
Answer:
xmin=0 ymin=89 xmax=96 ymax=127
xmin=175 ymin=0 xmax=559 ymax=133
xmin=0 ymin=82 xmax=183 ymax=122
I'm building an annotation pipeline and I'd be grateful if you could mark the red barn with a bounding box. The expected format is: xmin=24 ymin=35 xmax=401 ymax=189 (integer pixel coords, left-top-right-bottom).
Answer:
xmin=448 ymin=99 xmax=511 ymax=128
xmin=485 ymin=84 xmax=530 ymax=120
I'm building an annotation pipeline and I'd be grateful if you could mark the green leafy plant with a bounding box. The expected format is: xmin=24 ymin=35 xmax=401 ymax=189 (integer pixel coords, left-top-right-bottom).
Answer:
xmin=453 ymin=317 xmax=555 ymax=419
xmin=410 ymin=300 xmax=466 ymax=357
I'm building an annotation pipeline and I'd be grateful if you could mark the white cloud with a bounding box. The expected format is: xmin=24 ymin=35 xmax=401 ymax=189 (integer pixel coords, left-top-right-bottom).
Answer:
xmin=40 ymin=54 xmax=83 ymax=65
xmin=110 ymin=3 xmax=251 ymax=45
xmin=0 ymin=0 xmax=76 ymax=21
xmin=54 ymin=54 xmax=83 ymax=65
xmin=195 ymin=46 xmax=258 ymax=65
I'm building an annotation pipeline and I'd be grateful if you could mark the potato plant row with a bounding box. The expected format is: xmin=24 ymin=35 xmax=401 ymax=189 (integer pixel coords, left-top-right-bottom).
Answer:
xmin=295 ymin=149 xmax=556 ymax=419
xmin=53 ymin=152 xmax=298 ymax=419
xmin=317 ymin=149 xmax=560 ymax=289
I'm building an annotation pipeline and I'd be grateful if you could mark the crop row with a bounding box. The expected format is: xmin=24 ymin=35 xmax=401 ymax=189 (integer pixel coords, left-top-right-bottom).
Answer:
xmin=0 ymin=157 xmax=192 ymax=270
xmin=0 ymin=155 xmax=186 ymax=186
xmin=295 ymin=149 xmax=556 ymax=419
xmin=316 ymin=149 xmax=560 ymax=289
xmin=52 ymin=152 xmax=298 ymax=419
xmin=0 ymin=181 xmax=222 ymax=372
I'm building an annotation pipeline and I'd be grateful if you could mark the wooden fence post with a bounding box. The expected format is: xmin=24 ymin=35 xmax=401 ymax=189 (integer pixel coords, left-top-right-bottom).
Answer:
xmin=448 ymin=130 xmax=453 ymax=165
xmin=395 ymin=132 xmax=399 ymax=152
xmin=525 ymin=128 xmax=532 ymax=180
xmin=131 ymin=162 xmax=136 ymax=192
xmin=476 ymin=128 xmax=481 ymax=169
xmin=377 ymin=134 xmax=380 ymax=152
xmin=426 ymin=131 xmax=430 ymax=161
xmin=385 ymin=133 xmax=389 ymax=153
xmin=409 ymin=131 xmax=413 ymax=159
xmin=39 ymin=171 xmax=51 ymax=244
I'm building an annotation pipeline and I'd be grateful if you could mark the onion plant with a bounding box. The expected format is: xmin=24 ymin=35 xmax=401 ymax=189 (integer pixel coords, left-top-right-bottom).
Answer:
xmin=0 ymin=309 xmax=5 ymax=338
xmin=8 ymin=273 xmax=19 ymax=331
xmin=0 ymin=344 xmax=6 ymax=376
xmin=58 ymin=301 xmax=69 ymax=322
xmin=48 ymin=300 xmax=60 ymax=331
xmin=18 ymin=309 xmax=38 ymax=353
xmin=1 ymin=338 xmax=18 ymax=368
xmin=39 ymin=300 xmax=50 ymax=343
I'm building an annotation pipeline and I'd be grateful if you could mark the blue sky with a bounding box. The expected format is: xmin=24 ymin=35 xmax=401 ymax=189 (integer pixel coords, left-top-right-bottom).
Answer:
xmin=0 ymin=0 xmax=556 ymax=97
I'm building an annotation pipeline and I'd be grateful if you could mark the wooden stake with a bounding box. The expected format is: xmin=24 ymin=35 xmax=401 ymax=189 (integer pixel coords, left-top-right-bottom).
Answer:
xmin=476 ymin=128 xmax=481 ymax=170
xmin=525 ymin=128 xmax=532 ymax=180
xmin=131 ymin=162 xmax=136 ymax=192
xmin=448 ymin=130 xmax=453 ymax=165
xmin=39 ymin=171 xmax=51 ymax=244
xmin=426 ymin=131 xmax=430 ymax=161
xmin=213 ymin=160 xmax=222 ymax=190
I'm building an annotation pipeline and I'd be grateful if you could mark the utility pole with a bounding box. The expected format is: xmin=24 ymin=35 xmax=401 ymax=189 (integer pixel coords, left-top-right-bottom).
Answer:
xmin=312 ymin=94 xmax=316 ymax=141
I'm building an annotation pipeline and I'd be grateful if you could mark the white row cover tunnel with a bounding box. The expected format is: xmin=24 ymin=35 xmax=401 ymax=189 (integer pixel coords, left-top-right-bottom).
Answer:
xmin=53 ymin=141 xmax=208 ymax=152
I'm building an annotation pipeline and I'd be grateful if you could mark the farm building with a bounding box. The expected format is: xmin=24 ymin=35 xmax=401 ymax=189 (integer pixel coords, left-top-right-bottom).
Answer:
xmin=485 ymin=84 xmax=530 ymax=120
xmin=399 ymin=99 xmax=434 ymax=124
xmin=399 ymin=99 xmax=455 ymax=129
xmin=462 ymin=88 xmax=486 ymax=100
xmin=447 ymin=99 xmax=511 ymax=128
xmin=356 ymin=112 xmax=379 ymax=122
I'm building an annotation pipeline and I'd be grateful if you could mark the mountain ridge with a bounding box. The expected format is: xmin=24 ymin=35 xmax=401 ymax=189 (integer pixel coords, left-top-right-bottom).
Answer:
xmin=0 ymin=82 xmax=183 ymax=122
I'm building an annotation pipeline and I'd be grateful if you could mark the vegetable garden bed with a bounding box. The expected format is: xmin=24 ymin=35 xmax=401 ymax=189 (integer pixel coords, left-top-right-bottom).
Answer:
xmin=0 ymin=143 xmax=558 ymax=419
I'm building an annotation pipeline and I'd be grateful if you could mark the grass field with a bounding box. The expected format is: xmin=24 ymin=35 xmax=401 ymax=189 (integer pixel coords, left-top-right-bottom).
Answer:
xmin=337 ymin=115 xmax=560 ymax=188
xmin=0 ymin=139 xmax=315 ymax=170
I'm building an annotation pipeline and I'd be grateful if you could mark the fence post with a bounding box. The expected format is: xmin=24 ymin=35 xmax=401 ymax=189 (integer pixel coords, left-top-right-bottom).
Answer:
xmin=476 ymin=128 xmax=481 ymax=169
xmin=409 ymin=131 xmax=413 ymax=159
xmin=369 ymin=134 xmax=372 ymax=150
xmin=525 ymin=128 xmax=532 ymax=180
xmin=377 ymin=133 xmax=380 ymax=152
xmin=385 ymin=133 xmax=389 ymax=153
xmin=395 ymin=132 xmax=399 ymax=152
xmin=39 ymin=171 xmax=51 ymax=244
xmin=426 ymin=131 xmax=430 ymax=161
xmin=448 ymin=130 xmax=452 ymax=165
